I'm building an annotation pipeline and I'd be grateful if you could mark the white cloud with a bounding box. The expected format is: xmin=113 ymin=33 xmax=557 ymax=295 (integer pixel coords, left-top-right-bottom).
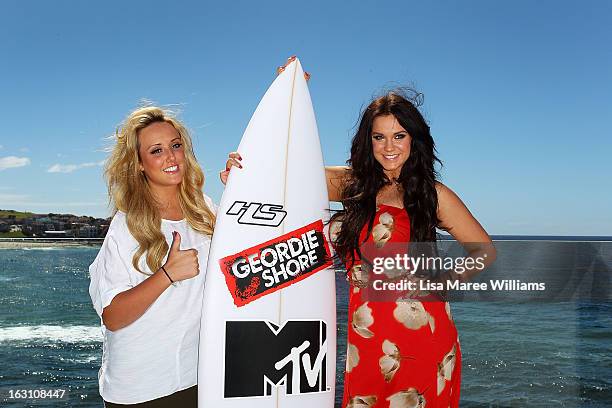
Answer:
xmin=29 ymin=201 xmax=105 ymax=207
xmin=0 ymin=193 xmax=105 ymax=207
xmin=47 ymin=164 xmax=79 ymax=173
xmin=0 ymin=193 xmax=30 ymax=203
xmin=0 ymin=156 xmax=31 ymax=171
xmin=0 ymin=193 xmax=108 ymax=216
xmin=47 ymin=160 xmax=105 ymax=173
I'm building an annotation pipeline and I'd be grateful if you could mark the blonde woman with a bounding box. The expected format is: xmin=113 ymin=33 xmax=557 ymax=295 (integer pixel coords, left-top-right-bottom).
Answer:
xmin=89 ymin=106 xmax=216 ymax=407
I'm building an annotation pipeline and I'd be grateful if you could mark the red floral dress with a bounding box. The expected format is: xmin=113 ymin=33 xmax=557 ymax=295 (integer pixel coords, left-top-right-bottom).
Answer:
xmin=342 ymin=204 xmax=461 ymax=408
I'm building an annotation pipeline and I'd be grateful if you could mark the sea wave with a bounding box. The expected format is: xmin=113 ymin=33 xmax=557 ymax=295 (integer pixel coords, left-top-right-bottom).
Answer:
xmin=0 ymin=325 xmax=102 ymax=343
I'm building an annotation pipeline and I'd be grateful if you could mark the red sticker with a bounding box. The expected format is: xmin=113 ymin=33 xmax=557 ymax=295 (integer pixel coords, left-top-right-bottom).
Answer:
xmin=219 ymin=220 xmax=332 ymax=307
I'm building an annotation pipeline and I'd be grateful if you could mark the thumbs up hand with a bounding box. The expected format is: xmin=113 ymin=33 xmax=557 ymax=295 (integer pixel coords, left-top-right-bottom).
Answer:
xmin=162 ymin=231 xmax=199 ymax=282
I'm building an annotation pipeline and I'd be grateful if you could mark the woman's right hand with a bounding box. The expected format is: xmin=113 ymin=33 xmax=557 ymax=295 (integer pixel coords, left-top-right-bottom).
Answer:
xmin=162 ymin=231 xmax=199 ymax=282
xmin=219 ymin=152 xmax=242 ymax=185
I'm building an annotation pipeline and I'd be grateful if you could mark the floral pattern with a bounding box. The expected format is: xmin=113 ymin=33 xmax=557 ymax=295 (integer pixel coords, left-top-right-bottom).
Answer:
xmin=393 ymin=299 xmax=435 ymax=332
xmin=350 ymin=264 xmax=369 ymax=288
xmin=347 ymin=342 xmax=360 ymax=373
xmin=372 ymin=211 xmax=394 ymax=248
xmin=437 ymin=344 xmax=457 ymax=396
xmin=352 ymin=302 xmax=375 ymax=338
xmin=379 ymin=339 xmax=402 ymax=382
xmin=342 ymin=204 xmax=461 ymax=408
xmin=346 ymin=395 xmax=377 ymax=408
xmin=387 ymin=388 xmax=427 ymax=408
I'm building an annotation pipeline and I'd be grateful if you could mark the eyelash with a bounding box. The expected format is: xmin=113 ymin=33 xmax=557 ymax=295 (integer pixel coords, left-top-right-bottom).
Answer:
xmin=372 ymin=134 xmax=406 ymax=141
xmin=150 ymin=143 xmax=182 ymax=155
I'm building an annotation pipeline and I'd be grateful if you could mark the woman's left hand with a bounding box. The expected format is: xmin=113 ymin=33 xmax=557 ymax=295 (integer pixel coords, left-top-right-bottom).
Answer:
xmin=220 ymin=152 xmax=242 ymax=185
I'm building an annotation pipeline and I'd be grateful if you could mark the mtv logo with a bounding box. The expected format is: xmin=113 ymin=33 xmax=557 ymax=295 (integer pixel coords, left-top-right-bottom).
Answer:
xmin=224 ymin=320 xmax=328 ymax=398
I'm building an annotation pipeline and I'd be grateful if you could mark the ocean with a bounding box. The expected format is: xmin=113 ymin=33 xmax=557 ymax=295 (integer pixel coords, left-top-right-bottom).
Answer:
xmin=0 ymin=241 xmax=610 ymax=407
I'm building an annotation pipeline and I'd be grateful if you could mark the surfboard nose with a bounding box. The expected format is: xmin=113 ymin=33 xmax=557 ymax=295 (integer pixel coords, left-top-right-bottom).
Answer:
xmin=277 ymin=56 xmax=308 ymax=81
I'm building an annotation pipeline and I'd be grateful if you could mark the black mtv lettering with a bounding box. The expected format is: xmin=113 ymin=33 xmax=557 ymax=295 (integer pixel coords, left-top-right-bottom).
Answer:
xmin=224 ymin=320 xmax=327 ymax=398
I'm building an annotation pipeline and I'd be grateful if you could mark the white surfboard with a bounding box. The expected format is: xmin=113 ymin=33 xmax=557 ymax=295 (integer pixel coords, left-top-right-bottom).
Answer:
xmin=198 ymin=58 xmax=336 ymax=407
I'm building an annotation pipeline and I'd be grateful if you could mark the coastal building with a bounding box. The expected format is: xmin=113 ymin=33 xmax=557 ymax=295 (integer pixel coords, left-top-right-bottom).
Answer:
xmin=44 ymin=230 xmax=68 ymax=238
xmin=78 ymin=225 xmax=98 ymax=238
xmin=0 ymin=210 xmax=110 ymax=238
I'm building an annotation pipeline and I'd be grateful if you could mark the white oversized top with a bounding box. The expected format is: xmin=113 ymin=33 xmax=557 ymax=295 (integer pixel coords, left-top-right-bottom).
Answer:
xmin=88 ymin=198 xmax=215 ymax=404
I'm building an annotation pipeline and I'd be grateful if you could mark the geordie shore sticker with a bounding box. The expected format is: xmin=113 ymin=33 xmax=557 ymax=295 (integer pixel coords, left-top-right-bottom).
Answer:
xmin=219 ymin=219 xmax=332 ymax=307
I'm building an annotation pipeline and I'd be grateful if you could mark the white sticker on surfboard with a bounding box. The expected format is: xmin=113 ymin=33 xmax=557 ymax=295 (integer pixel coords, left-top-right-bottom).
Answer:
xmin=198 ymin=58 xmax=336 ymax=408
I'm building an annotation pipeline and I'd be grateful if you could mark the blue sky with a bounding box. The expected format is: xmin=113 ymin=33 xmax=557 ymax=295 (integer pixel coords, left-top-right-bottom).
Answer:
xmin=0 ymin=0 xmax=610 ymax=235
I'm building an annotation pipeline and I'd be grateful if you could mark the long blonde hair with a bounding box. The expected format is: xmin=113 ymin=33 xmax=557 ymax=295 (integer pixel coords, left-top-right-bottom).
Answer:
xmin=105 ymin=106 xmax=216 ymax=275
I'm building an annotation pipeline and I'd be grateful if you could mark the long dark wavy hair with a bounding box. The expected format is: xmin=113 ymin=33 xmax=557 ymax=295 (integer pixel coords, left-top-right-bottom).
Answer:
xmin=331 ymin=90 xmax=442 ymax=267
